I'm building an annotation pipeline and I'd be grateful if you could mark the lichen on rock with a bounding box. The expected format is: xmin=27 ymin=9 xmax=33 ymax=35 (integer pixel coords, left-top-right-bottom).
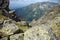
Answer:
xmin=10 ymin=33 xmax=24 ymax=40
xmin=24 ymin=25 xmax=57 ymax=40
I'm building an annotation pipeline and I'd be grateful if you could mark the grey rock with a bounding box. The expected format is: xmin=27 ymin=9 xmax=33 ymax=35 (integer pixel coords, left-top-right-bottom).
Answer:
xmin=0 ymin=37 xmax=8 ymax=40
xmin=0 ymin=20 xmax=4 ymax=24
xmin=1 ymin=20 xmax=20 ymax=36
xmin=10 ymin=33 xmax=24 ymax=40
xmin=24 ymin=24 xmax=57 ymax=40
xmin=0 ymin=0 xmax=9 ymax=8
xmin=0 ymin=19 xmax=4 ymax=29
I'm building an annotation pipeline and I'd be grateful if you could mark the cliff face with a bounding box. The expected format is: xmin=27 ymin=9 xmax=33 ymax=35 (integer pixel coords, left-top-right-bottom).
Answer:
xmin=30 ymin=5 xmax=60 ymax=40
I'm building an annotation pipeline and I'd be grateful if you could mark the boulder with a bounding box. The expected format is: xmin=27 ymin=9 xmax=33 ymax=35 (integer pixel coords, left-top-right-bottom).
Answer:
xmin=10 ymin=33 xmax=24 ymax=40
xmin=0 ymin=37 xmax=8 ymax=40
xmin=2 ymin=20 xmax=20 ymax=35
xmin=0 ymin=19 xmax=4 ymax=29
xmin=24 ymin=25 xmax=57 ymax=40
xmin=0 ymin=20 xmax=20 ymax=37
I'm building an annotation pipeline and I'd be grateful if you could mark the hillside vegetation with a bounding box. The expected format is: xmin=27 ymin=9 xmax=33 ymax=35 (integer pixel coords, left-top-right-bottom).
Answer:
xmin=16 ymin=2 xmax=58 ymax=21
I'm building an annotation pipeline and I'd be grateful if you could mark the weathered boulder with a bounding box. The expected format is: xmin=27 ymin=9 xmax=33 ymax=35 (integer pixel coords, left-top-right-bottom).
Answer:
xmin=0 ymin=19 xmax=4 ymax=29
xmin=24 ymin=25 xmax=57 ymax=40
xmin=1 ymin=20 xmax=19 ymax=35
xmin=0 ymin=37 xmax=8 ymax=40
xmin=0 ymin=19 xmax=24 ymax=38
xmin=10 ymin=33 xmax=24 ymax=40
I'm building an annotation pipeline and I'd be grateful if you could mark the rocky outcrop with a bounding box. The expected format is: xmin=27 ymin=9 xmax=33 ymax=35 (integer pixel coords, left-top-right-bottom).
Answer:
xmin=0 ymin=37 xmax=8 ymax=40
xmin=0 ymin=19 xmax=24 ymax=40
xmin=9 ymin=10 xmax=21 ymax=22
xmin=0 ymin=0 xmax=9 ymax=9
xmin=10 ymin=33 xmax=24 ymax=40
xmin=1 ymin=20 xmax=20 ymax=35
xmin=24 ymin=25 xmax=57 ymax=40
xmin=0 ymin=0 xmax=21 ymax=22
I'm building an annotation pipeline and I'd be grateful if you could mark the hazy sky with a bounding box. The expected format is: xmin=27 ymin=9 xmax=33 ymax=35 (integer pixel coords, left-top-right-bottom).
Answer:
xmin=49 ymin=0 xmax=60 ymax=3
xmin=9 ymin=0 xmax=49 ymax=9
xmin=9 ymin=0 xmax=60 ymax=9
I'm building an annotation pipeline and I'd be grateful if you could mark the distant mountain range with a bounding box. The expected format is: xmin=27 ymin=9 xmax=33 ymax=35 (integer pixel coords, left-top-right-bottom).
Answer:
xmin=9 ymin=0 xmax=60 ymax=9
xmin=15 ymin=2 xmax=59 ymax=21
xmin=49 ymin=0 xmax=60 ymax=4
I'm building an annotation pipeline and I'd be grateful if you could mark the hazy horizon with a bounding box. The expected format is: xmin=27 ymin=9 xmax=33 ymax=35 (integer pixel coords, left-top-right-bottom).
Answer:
xmin=9 ymin=0 xmax=60 ymax=9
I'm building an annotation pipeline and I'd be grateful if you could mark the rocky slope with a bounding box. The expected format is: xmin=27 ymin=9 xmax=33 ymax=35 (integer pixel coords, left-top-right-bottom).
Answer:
xmin=24 ymin=25 xmax=57 ymax=40
xmin=30 ymin=5 xmax=60 ymax=40
xmin=0 ymin=10 xmax=29 ymax=40
xmin=0 ymin=3 xmax=60 ymax=40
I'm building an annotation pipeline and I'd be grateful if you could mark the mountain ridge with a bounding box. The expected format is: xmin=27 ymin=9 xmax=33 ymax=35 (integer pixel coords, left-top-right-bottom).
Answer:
xmin=14 ymin=1 xmax=59 ymax=10
xmin=16 ymin=2 xmax=59 ymax=21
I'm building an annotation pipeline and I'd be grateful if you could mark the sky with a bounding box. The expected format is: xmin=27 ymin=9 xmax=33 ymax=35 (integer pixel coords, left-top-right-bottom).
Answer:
xmin=9 ymin=0 xmax=60 ymax=9
xmin=49 ymin=0 xmax=60 ymax=3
